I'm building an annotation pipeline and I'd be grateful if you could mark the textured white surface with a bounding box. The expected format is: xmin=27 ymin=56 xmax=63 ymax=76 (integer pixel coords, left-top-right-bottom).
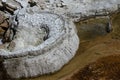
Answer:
xmin=1 ymin=0 xmax=120 ymax=21
xmin=0 ymin=8 xmax=79 ymax=78
xmin=32 ymin=0 xmax=120 ymax=21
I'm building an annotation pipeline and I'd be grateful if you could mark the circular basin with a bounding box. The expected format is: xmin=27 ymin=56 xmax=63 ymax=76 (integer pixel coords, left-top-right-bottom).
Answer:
xmin=0 ymin=8 xmax=79 ymax=79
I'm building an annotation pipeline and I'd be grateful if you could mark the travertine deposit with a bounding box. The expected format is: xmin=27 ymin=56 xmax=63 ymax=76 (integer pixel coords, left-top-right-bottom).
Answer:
xmin=0 ymin=0 xmax=120 ymax=79
xmin=0 ymin=1 xmax=79 ymax=78
xmin=30 ymin=0 xmax=120 ymax=21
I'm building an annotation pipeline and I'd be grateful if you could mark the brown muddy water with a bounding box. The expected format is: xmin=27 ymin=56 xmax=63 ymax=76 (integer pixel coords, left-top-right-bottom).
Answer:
xmin=22 ymin=12 xmax=120 ymax=80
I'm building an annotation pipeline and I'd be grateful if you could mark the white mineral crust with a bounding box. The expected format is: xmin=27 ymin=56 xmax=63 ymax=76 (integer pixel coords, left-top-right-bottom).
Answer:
xmin=31 ymin=0 xmax=120 ymax=21
xmin=0 ymin=7 xmax=79 ymax=78
xmin=1 ymin=0 xmax=120 ymax=21
xmin=0 ymin=0 xmax=119 ymax=79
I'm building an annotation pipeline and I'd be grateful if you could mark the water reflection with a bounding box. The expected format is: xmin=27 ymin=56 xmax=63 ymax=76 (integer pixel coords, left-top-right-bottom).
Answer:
xmin=75 ymin=17 xmax=111 ymax=40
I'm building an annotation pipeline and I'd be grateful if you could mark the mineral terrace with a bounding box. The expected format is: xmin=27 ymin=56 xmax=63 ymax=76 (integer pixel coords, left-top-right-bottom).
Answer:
xmin=0 ymin=0 xmax=120 ymax=79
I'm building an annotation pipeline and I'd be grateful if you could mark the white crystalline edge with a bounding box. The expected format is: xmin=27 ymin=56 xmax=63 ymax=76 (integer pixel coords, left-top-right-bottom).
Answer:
xmin=3 ymin=18 xmax=79 ymax=79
